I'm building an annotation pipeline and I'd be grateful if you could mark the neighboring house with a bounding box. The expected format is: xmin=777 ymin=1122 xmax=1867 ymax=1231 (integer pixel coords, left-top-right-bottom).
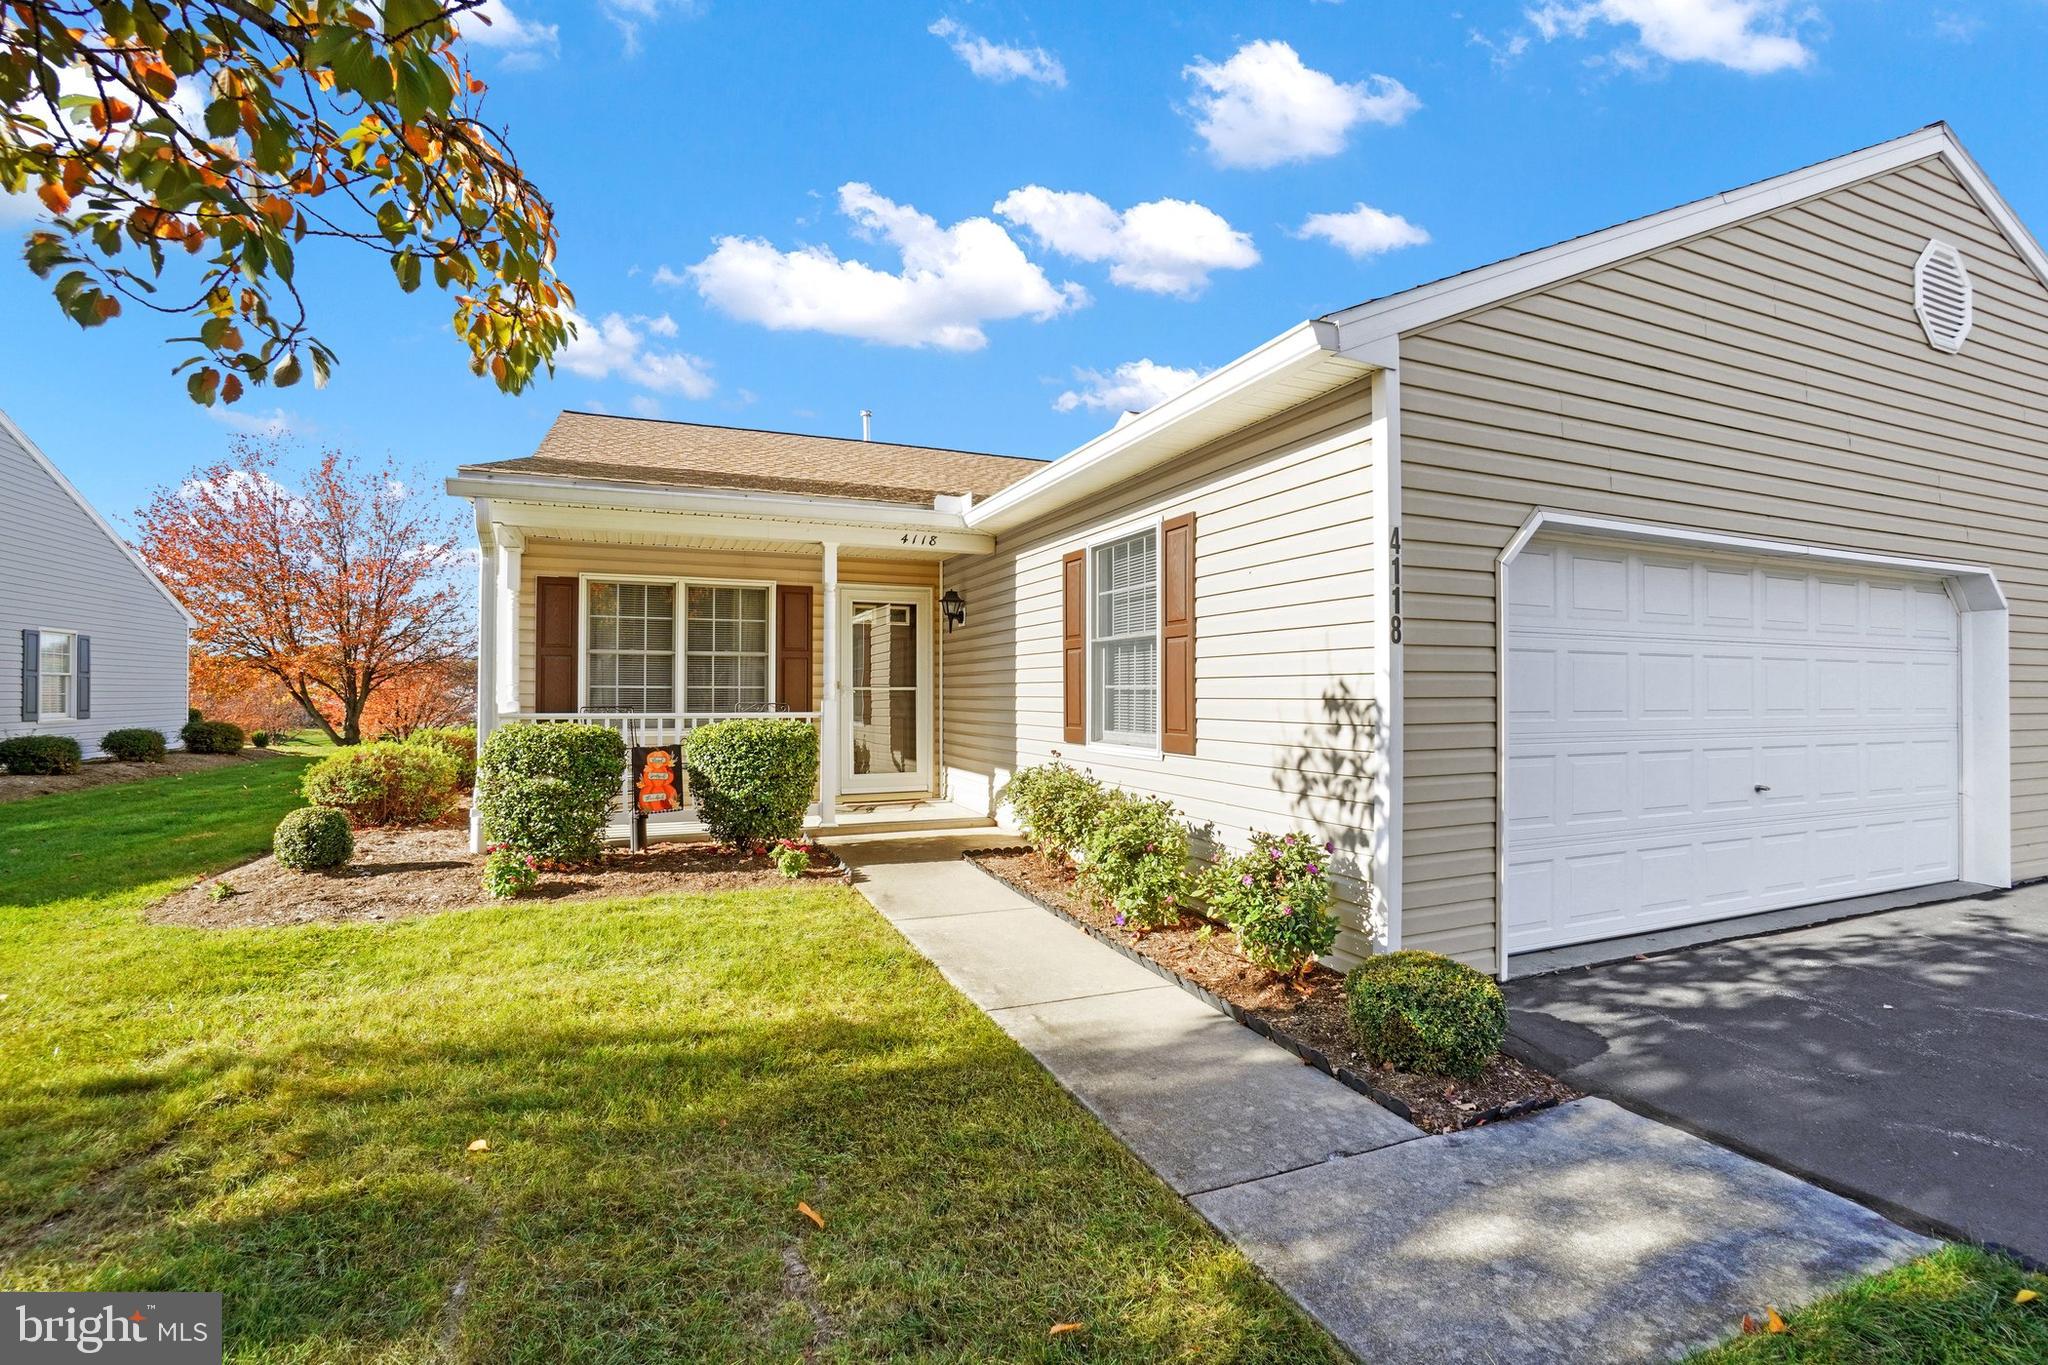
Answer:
xmin=449 ymin=123 xmax=2048 ymax=977
xmin=1 ymin=411 xmax=194 ymax=757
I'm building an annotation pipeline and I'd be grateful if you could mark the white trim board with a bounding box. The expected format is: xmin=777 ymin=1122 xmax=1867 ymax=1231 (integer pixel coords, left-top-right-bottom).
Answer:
xmin=1323 ymin=124 xmax=2048 ymax=355
xmin=0 ymin=408 xmax=197 ymax=627
xmin=1491 ymin=509 xmax=2012 ymax=978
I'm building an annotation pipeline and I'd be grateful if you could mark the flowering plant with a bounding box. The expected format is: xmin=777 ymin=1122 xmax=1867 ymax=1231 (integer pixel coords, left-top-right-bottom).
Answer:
xmin=480 ymin=843 xmax=541 ymax=900
xmin=1198 ymin=831 xmax=1339 ymax=976
xmin=771 ymin=838 xmax=815 ymax=879
xmin=1079 ymin=789 xmax=1191 ymax=930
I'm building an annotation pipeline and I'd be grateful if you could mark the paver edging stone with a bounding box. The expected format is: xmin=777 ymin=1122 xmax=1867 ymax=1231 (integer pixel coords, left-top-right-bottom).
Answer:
xmin=963 ymin=847 xmax=1561 ymax=1132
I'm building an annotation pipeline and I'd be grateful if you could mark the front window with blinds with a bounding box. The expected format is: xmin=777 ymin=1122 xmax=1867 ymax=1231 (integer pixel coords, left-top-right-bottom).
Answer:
xmin=39 ymin=631 xmax=73 ymax=718
xmin=684 ymin=585 xmax=770 ymax=712
xmin=1092 ymin=530 xmax=1158 ymax=746
xmin=586 ymin=582 xmax=676 ymax=711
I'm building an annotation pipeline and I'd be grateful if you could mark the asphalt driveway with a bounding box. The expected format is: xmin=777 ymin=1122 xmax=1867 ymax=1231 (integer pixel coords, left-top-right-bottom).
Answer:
xmin=1505 ymin=886 xmax=2048 ymax=1266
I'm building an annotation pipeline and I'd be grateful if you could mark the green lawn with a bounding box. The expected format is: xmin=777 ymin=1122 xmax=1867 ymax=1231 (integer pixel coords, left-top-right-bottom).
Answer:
xmin=0 ymin=759 xmax=1340 ymax=1363
xmin=1687 ymin=1245 xmax=2048 ymax=1365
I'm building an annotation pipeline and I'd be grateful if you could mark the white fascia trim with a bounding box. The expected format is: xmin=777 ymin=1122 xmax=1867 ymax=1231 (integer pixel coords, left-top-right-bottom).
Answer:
xmin=965 ymin=320 xmax=1358 ymax=533
xmin=1493 ymin=508 xmax=2012 ymax=978
xmin=0 ymin=408 xmax=198 ymax=628
xmin=444 ymin=472 xmax=978 ymax=534
xmin=1324 ymin=125 xmax=2046 ymax=355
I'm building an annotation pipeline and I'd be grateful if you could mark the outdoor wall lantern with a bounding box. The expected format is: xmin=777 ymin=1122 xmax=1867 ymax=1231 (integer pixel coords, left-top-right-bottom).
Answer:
xmin=940 ymin=588 xmax=967 ymax=632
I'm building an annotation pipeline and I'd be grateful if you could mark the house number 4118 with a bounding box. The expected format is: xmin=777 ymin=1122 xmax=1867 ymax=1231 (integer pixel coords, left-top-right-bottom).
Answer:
xmin=1389 ymin=526 xmax=1402 ymax=645
xmin=900 ymin=532 xmax=939 ymax=547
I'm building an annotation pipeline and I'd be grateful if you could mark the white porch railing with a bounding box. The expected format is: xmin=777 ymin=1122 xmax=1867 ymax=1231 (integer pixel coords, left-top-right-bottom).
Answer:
xmin=493 ymin=710 xmax=827 ymax=835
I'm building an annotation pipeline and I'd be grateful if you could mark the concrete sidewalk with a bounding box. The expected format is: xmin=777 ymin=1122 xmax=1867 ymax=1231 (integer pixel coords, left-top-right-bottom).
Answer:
xmin=842 ymin=834 xmax=1936 ymax=1364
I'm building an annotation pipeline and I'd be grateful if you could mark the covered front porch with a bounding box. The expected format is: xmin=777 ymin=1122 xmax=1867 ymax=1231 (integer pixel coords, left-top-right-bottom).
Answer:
xmin=452 ymin=469 xmax=997 ymax=847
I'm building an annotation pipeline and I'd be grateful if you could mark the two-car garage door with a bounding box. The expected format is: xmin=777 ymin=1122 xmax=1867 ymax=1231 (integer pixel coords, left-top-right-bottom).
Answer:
xmin=1504 ymin=537 xmax=1961 ymax=954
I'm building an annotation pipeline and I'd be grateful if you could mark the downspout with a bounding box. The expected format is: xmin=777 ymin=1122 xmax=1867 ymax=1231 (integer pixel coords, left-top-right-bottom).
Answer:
xmin=471 ymin=499 xmax=498 ymax=854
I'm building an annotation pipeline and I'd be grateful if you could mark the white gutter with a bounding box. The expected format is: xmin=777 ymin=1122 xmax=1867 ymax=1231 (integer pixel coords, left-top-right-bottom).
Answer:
xmin=966 ymin=320 xmax=1368 ymax=534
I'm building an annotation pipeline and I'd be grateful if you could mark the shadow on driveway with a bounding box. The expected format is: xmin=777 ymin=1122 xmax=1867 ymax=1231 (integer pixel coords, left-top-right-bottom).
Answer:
xmin=1505 ymin=887 xmax=2048 ymax=1267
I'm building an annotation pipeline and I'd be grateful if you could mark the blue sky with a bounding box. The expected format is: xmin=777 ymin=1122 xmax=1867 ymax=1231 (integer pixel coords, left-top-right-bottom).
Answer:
xmin=6 ymin=0 xmax=2048 ymax=532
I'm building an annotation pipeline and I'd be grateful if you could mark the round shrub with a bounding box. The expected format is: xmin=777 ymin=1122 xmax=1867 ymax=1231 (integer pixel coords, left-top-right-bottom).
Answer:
xmin=180 ymin=719 xmax=246 ymax=754
xmin=250 ymin=731 xmax=272 ymax=748
xmin=475 ymin=722 xmax=627 ymax=863
xmin=188 ymin=707 xmax=203 ymax=724
xmin=1079 ymin=788 xmax=1192 ymax=930
xmin=1200 ymin=831 xmax=1340 ymax=976
xmin=1345 ymin=951 xmax=1507 ymax=1081
xmin=302 ymin=741 xmax=459 ymax=827
xmin=682 ymin=717 xmax=819 ymax=849
xmin=406 ymin=725 xmax=477 ymax=789
xmin=100 ymin=728 xmax=168 ymax=763
xmin=0 ymin=735 xmax=83 ymax=775
xmin=272 ymin=806 xmax=355 ymax=872
xmin=1003 ymin=758 xmax=1107 ymax=859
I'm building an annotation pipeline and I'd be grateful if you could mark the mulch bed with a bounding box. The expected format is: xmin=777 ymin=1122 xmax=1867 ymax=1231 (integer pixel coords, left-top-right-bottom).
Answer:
xmin=0 ymin=750 xmax=280 ymax=804
xmin=967 ymin=846 xmax=1577 ymax=1135
xmin=151 ymin=820 xmax=848 ymax=929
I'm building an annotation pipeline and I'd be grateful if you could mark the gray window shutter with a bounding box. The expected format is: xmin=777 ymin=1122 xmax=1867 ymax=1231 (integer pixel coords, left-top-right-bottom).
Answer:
xmin=75 ymin=635 xmax=90 ymax=720
xmin=20 ymin=629 xmax=38 ymax=723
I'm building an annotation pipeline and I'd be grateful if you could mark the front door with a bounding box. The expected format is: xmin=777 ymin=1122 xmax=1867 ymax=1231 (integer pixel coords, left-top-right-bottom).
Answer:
xmin=840 ymin=589 xmax=933 ymax=795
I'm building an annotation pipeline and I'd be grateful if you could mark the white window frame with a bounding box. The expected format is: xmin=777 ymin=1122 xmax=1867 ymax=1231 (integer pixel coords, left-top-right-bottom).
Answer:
xmin=35 ymin=627 xmax=77 ymax=721
xmin=1082 ymin=517 xmax=1165 ymax=759
xmin=575 ymin=573 xmax=779 ymax=716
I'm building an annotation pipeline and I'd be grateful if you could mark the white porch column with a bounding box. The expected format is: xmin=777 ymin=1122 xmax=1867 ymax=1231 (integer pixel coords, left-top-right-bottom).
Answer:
xmin=495 ymin=526 xmax=524 ymax=715
xmin=472 ymin=536 xmax=499 ymax=853
xmin=817 ymin=541 xmax=839 ymax=827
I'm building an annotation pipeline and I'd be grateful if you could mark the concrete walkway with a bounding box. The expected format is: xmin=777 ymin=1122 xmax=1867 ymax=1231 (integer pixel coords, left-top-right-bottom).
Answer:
xmin=841 ymin=834 xmax=1936 ymax=1364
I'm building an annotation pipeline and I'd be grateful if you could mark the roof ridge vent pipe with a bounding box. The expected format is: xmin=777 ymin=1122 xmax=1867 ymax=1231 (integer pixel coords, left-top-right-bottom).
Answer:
xmin=860 ymin=409 xmax=872 ymax=441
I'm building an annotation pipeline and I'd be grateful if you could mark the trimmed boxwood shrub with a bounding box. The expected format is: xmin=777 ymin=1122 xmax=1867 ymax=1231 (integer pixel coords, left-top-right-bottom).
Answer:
xmin=1345 ymin=950 xmax=1507 ymax=1081
xmin=475 ymin=722 xmax=627 ymax=862
xmin=180 ymin=719 xmax=246 ymax=754
xmin=683 ymin=718 xmax=819 ymax=849
xmin=302 ymin=741 xmax=459 ymax=827
xmin=406 ymin=725 xmax=477 ymax=789
xmin=0 ymin=735 xmax=83 ymax=775
xmin=1078 ymin=788 xmax=1192 ymax=931
xmin=1002 ymin=758 xmax=1107 ymax=859
xmin=100 ymin=728 xmax=168 ymax=763
xmin=273 ymin=806 xmax=355 ymax=872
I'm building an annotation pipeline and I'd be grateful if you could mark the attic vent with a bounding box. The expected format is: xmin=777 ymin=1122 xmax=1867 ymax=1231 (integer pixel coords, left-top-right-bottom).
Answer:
xmin=1913 ymin=239 xmax=1974 ymax=353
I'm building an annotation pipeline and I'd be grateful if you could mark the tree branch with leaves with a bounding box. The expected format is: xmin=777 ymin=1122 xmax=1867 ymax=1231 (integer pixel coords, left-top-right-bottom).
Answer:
xmin=1 ymin=0 xmax=573 ymax=404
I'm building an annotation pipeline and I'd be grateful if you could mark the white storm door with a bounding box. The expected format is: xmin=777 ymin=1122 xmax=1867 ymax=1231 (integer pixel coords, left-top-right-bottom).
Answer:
xmin=1504 ymin=538 xmax=1962 ymax=954
xmin=840 ymin=590 xmax=933 ymax=795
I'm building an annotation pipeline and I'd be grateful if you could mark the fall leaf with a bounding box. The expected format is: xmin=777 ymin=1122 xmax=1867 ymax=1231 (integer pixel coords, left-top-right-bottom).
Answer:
xmin=2018 ymin=1289 xmax=2040 ymax=1305
xmin=1739 ymin=1314 xmax=1758 ymax=1335
xmin=466 ymin=1138 xmax=490 ymax=1152
xmin=1049 ymin=1323 xmax=1084 ymax=1337
xmin=1765 ymin=1306 xmax=1787 ymax=1334
xmin=36 ymin=182 xmax=71 ymax=214
xmin=796 ymin=1201 xmax=824 ymax=1229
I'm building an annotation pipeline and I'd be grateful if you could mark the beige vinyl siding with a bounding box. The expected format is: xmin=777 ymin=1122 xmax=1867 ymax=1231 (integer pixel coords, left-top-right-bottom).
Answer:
xmin=940 ymin=382 xmax=1384 ymax=963
xmin=514 ymin=540 xmax=940 ymax=795
xmin=1397 ymin=156 xmax=2048 ymax=971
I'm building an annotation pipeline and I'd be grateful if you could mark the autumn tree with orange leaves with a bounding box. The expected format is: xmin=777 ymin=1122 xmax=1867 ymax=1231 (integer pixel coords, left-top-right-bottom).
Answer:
xmin=141 ymin=439 xmax=469 ymax=745
xmin=2 ymin=1 xmax=573 ymax=405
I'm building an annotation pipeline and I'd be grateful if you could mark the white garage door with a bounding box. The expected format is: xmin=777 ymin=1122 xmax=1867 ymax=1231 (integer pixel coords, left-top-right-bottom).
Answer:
xmin=1504 ymin=537 xmax=1961 ymax=954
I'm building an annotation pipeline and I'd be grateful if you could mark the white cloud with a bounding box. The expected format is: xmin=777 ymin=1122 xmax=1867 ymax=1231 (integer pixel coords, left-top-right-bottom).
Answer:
xmin=559 ymin=310 xmax=715 ymax=398
xmin=1054 ymin=359 xmax=1210 ymax=414
xmin=1526 ymin=0 xmax=1815 ymax=73
xmin=928 ymin=17 xmax=1066 ymax=86
xmin=602 ymin=0 xmax=706 ymax=54
xmin=995 ymin=187 xmax=1258 ymax=298
xmin=682 ymin=183 xmax=1086 ymax=351
xmin=456 ymin=0 xmax=560 ymax=67
xmin=1296 ymin=203 xmax=1431 ymax=259
xmin=628 ymin=395 xmax=663 ymax=418
xmin=203 ymin=406 xmax=299 ymax=438
xmin=1182 ymin=40 xmax=1418 ymax=169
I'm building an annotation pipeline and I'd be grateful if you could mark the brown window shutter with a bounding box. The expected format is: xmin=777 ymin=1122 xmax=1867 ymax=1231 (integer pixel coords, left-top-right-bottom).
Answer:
xmin=1062 ymin=549 xmax=1086 ymax=745
xmin=1160 ymin=513 xmax=1196 ymax=755
xmin=536 ymin=576 xmax=578 ymax=713
xmin=776 ymin=584 xmax=813 ymax=711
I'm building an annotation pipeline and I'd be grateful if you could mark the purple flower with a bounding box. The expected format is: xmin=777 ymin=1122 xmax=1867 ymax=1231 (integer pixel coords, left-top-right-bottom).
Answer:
xmin=1114 ymin=913 xmax=1126 ymax=926
xmin=1279 ymin=904 xmax=1294 ymax=916
xmin=1306 ymin=864 xmax=1320 ymax=876
xmin=1324 ymin=840 xmax=1336 ymax=854
xmin=1240 ymin=874 xmax=1254 ymax=887
xmin=1284 ymin=833 xmax=1297 ymax=844
xmin=1269 ymin=849 xmax=1282 ymax=860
